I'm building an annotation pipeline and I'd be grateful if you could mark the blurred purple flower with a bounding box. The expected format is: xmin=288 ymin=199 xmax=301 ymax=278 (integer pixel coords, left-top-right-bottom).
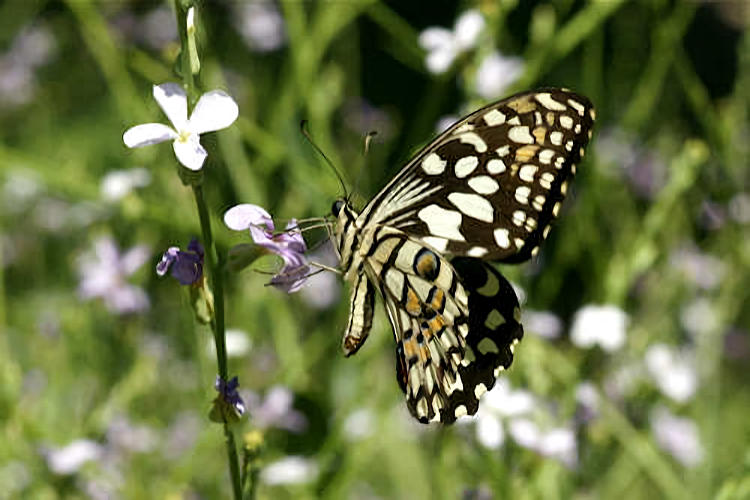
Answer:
xmin=0 ymin=24 xmax=56 ymax=108
xmin=595 ymin=128 xmax=667 ymax=199
xmin=418 ymin=10 xmax=485 ymax=74
xmin=575 ymin=381 xmax=600 ymax=423
xmin=475 ymin=51 xmax=524 ymax=99
xmin=233 ymin=1 xmax=286 ymax=52
xmin=244 ymin=385 xmax=307 ymax=433
xmin=215 ymin=375 xmax=246 ymax=417
xmin=669 ymin=244 xmax=726 ymax=291
xmin=156 ymin=237 xmax=204 ymax=285
xmin=77 ymin=236 xmax=150 ymax=314
xmin=224 ymin=203 xmax=310 ymax=293
xmin=650 ymin=406 xmax=703 ymax=467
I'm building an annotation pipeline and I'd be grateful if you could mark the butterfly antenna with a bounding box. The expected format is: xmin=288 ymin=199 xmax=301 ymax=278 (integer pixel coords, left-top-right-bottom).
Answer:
xmin=300 ymin=120 xmax=348 ymax=199
xmin=350 ymin=130 xmax=378 ymax=203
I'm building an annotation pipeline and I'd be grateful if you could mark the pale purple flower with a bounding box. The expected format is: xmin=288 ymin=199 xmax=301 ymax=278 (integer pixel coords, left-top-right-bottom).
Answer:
xmin=650 ymin=406 xmax=703 ymax=467
xmin=100 ymin=168 xmax=151 ymax=201
xmin=680 ymin=297 xmax=720 ymax=338
xmin=0 ymin=24 xmax=56 ymax=108
xmin=123 ymin=83 xmax=239 ymax=171
xmin=595 ymin=128 xmax=667 ymax=199
xmin=475 ymin=51 xmax=524 ymax=99
xmin=224 ymin=203 xmax=310 ymax=293
xmin=570 ymin=304 xmax=627 ymax=352
xmin=644 ymin=343 xmax=698 ymax=403
xmin=77 ymin=237 xmax=150 ymax=314
xmin=537 ymin=427 xmax=577 ymax=468
xmin=245 ymin=385 xmax=307 ymax=433
xmin=43 ymin=439 xmax=104 ymax=475
xmin=261 ymin=456 xmax=319 ymax=485
xmin=669 ymin=245 xmax=726 ymax=290
xmin=234 ymin=1 xmax=286 ymax=52
xmin=106 ymin=415 xmax=158 ymax=454
xmin=156 ymin=238 xmax=204 ymax=285
xmin=523 ymin=309 xmax=563 ymax=340
xmin=575 ymin=381 xmax=600 ymax=422
xmin=418 ymin=10 xmax=485 ymax=74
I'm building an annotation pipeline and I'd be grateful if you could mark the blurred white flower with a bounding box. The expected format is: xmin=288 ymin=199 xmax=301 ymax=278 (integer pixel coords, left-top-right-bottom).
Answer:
xmin=2 ymin=170 xmax=41 ymax=213
xmin=418 ymin=10 xmax=485 ymax=74
xmin=570 ymin=304 xmax=627 ymax=352
xmin=436 ymin=114 xmax=459 ymax=134
xmin=575 ymin=381 xmax=600 ymax=422
xmin=474 ymin=380 xmax=535 ymax=449
xmin=603 ymin=362 xmax=644 ymax=400
xmin=523 ymin=310 xmax=563 ymax=340
xmin=0 ymin=24 xmax=56 ymax=108
xmin=300 ymin=241 xmax=341 ymax=309
xmin=475 ymin=409 xmax=505 ymax=448
xmin=107 ymin=416 xmax=159 ymax=453
xmin=475 ymin=51 xmax=524 ymax=99
xmin=77 ymin=236 xmax=151 ymax=314
xmin=728 ymin=192 xmax=750 ymax=223
xmin=261 ymin=456 xmax=318 ymax=485
xmin=680 ymin=297 xmax=720 ymax=337
xmin=123 ymin=83 xmax=239 ymax=171
xmin=669 ymin=245 xmax=726 ymax=290
xmin=100 ymin=168 xmax=151 ymax=201
xmin=508 ymin=418 xmax=541 ymax=449
xmin=234 ymin=1 xmax=286 ymax=52
xmin=245 ymin=385 xmax=307 ymax=433
xmin=343 ymin=408 xmax=375 ymax=441
xmin=44 ymin=439 xmax=104 ymax=475
xmin=207 ymin=329 xmax=252 ymax=358
xmin=650 ymin=406 xmax=703 ymax=467
xmin=644 ymin=343 xmax=697 ymax=404
xmin=537 ymin=427 xmax=577 ymax=468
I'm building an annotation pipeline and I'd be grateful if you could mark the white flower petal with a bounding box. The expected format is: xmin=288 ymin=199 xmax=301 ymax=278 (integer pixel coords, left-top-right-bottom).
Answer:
xmin=425 ymin=47 xmax=456 ymax=74
xmin=188 ymin=90 xmax=239 ymax=134
xmin=45 ymin=439 xmax=104 ymax=475
xmin=454 ymin=9 xmax=485 ymax=50
xmin=123 ymin=123 xmax=177 ymax=148
xmin=476 ymin=414 xmax=504 ymax=449
xmin=651 ymin=406 xmax=703 ymax=467
xmin=475 ymin=52 xmax=525 ymax=100
xmin=418 ymin=27 xmax=453 ymax=51
xmin=538 ymin=427 xmax=577 ymax=467
xmin=153 ymin=83 xmax=188 ymax=130
xmin=261 ymin=456 xmax=318 ymax=485
xmin=172 ymin=134 xmax=207 ymax=171
xmin=570 ymin=304 xmax=628 ymax=352
xmin=508 ymin=418 xmax=540 ymax=450
xmin=223 ymin=203 xmax=272 ymax=231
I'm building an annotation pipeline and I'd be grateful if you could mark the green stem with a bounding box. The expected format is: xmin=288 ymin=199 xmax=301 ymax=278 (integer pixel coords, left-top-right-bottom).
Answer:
xmin=173 ymin=2 xmax=241 ymax=498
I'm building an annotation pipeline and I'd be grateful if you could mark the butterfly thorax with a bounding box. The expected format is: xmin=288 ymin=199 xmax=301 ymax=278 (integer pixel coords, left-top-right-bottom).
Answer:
xmin=332 ymin=198 xmax=365 ymax=280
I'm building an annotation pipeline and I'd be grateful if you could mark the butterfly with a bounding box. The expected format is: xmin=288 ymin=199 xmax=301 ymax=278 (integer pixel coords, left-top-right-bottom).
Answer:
xmin=330 ymin=88 xmax=595 ymax=423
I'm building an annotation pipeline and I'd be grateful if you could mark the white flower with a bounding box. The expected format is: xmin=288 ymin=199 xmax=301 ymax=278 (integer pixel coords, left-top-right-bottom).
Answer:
xmin=644 ymin=343 xmax=698 ymax=403
xmin=537 ymin=427 xmax=577 ymax=468
xmin=475 ymin=51 xmax=524 ymax=99
xmin=474 ymin=380 xmax=536 ymax=449
xmin=77 ymin=236 xmax=151 ymax=314
xmin=575 ymin=381 xmax=600 ymax=421
xmin=123 ymin=83 xmax=238 ymax=171
xmin=261 ymin=456 xmax=318 ymax=485
xmin=680 ymin=297 xmax=720 ymax=337
xmin=508 ymin=418 xmax=541 ymax=449
xmin=343 ymin=408 xmax=375 ymax=441
xmin=418 ymin=10 xmax=485 ymax=74
xmin=44 ymin=439 xmax=104 ymax=475
xmin=100 ymin=167 xmax=151 ymax=201
xmin=728 ymin=192 xmax=750 ymax=223
xmin=669 ymin=245 xmax=725 ymax=291
xmin=570 ymin=304 xmax=628 ymax=352
xmin=207 ymin=329 xmax=252 ymax=358
xmin=245 ymin=385 xmax=307 ymax=433
xmin=650 ymin=406 xmax=703 ymax=467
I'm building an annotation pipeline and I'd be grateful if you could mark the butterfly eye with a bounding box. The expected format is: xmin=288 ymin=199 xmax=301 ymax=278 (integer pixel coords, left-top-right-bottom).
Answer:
xmin=332 ymin=199 xmax=345 ymax=217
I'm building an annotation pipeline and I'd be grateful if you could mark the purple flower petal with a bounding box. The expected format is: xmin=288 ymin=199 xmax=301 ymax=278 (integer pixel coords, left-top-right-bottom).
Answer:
xmin=156 ymin=238 xmax=204 ymax=285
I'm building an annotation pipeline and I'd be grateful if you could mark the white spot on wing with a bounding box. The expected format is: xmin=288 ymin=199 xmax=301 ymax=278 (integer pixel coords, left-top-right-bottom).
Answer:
xmin=568 ymin=98 xmax=586 ymax=116
xmin=448 ymin=192 xmax=494 ymax=222
xmin=550 ymin=131 xmax=563 ymax=146
xmin=515 ymin=185 xmax=530 ymax=204
xmin=539 ymin=149 xmax=555 ymax=164
xmin=468 ymin=175 xmax=500 ymax=194
xmin=422 ymin=236 xmax=449 ymax=252
xmin=509 ymin=126 xmax=534 ymax=144
xmin=467 ymin=246 xmax=488 ymax=257
xmin=483 ymin=109 xmax=506 ymax=126
xmin=454 ymin=156 xmax=479 ymax=178
xmin=535 ymin=92 xmax=567 ymax=111
xmin=519 ymin=164 xmax=538 ymax=182
xmin=496 ymin=145 xmax=510 ymax=157
xmin=560 ymin=115 xmax=574 ymax=129
xmin=418 ymin=205 xmax=465 ymax=241
xmin=454 ymin=405 xmax=468 ymax=418
xmin=487 ymin=158 xmax=506 ymax=174
xmin=494 ymin=228 xmax=510 ymax=248
xmin=421 ymin=152 xmax=446 ymax=175
xmin=459 ymin=132 xmax=488 ymax=152
xmin=474 ymin=383 xmax=488 ymax=399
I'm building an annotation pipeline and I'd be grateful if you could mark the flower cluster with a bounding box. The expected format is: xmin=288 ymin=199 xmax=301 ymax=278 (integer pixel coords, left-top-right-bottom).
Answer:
xmin=224 ymin=204 xmax=309 ymax=293
xmin=156 ymin=237 xmax=204 ymax=285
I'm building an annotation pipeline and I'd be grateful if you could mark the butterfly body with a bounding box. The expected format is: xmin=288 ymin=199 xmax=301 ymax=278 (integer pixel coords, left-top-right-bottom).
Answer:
xmin=331 ymin=89 xmax=595 ymax=423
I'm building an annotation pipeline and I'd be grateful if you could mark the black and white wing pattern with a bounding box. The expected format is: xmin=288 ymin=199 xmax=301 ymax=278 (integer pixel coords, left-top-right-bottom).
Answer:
xmin=357 ymin=88 xmax=595 ymax=262
xmin=331 ymin=88 xmax=595 ymax=424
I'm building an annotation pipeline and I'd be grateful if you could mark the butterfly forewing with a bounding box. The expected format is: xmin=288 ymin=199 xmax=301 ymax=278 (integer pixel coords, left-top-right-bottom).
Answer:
xmin=358 ymin=88 xmax=595 ymax=262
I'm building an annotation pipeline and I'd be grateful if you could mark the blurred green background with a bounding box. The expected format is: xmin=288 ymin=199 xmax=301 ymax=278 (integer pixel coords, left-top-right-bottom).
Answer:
xmin=1 ymin=0 xmax=749 ymax=498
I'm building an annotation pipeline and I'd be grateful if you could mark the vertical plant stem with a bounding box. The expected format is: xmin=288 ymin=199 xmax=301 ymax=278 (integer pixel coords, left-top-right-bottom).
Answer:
xmin=173 ymin=2 xmax=241 ymax=498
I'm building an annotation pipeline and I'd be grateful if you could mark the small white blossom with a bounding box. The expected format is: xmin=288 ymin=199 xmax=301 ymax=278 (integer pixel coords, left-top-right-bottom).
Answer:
xmin=234 ymin=2 xmax=286 ymax=52
xmin=245 ymin=385 xmax=307 ymax=433
xmin=475 ymin=51 xmax=524 ymax=99
xmin=508 ymin=418 xmax=541 ymax=449
xmin=123 ymin=83 xmax=238 ymax=171
xmin=570 ymin=304 xmax=627 ymax=352
xmin=474 ymin=380 xmax=536 ymax=449
xmin=575 ymin=381 xmax=600 ymax=421
xmin=418 ymin=10 xmax=485 ymax=74
xmin=680 ymin=297 xmax=720 ymax=337
xmin=343 ymin=408 xmax=376 ymax=441
xmin=261 ymin=456 xmax=318 ymax=485
xmin=669 ymin=245 xmax=725 ymax=290
xmin=44 ymin=439 xmax=104 ymax=475
xmin=728 ymin=192 xmax=750 ymax=223
xmin=537 ymin=427 xmax=577 ymax=468
xmin=100 ymin=168 xmax=151 ymax=201
xmin=650 ymin=406 xmax=703 ymax=467
xmin=207 ymin=329 xmax=252 ymax=358
xmin=523 ymin=309 xmax=563 ymax=340
xmin=644 ymin=343 xmax=698 ymax=403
